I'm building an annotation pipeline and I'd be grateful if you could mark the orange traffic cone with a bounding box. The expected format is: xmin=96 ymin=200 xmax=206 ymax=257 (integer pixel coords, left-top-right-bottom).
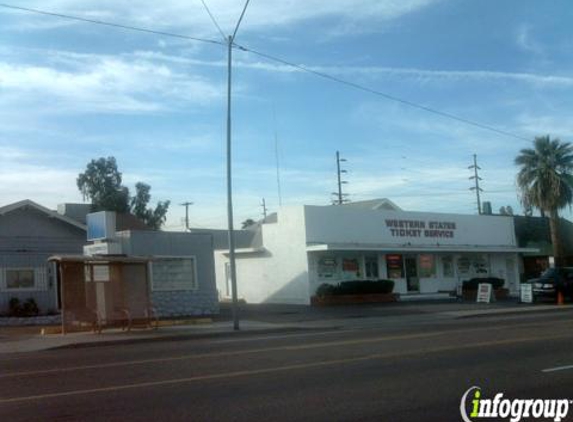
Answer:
xmin=557 ymin=291 xmax=565 ymax=306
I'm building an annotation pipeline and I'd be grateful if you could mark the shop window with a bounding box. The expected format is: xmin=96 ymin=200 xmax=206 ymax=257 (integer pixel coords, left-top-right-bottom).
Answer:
xmin=418 ymin=254 xmax=435 ymax=278
xmin=342 ymin=258 xmax=360 ymax=278
xmin=457 ymin=257 xmax=471 ymax=277
xmin=152 ymin=257 xmax=197 ymax=291
xmin=442 ymin=256 xmax=454 ymax=277
xmin=386 ymin=254 xmax=404 ymax=279
xmin=365 ymin=256 xmax=379 ymax=279
xmin=317 ymin=257 xmax=338 ymax=279
xmin=5 ymin=269 xmax=36 ymax=290
xmin=472 ymin=255 xmax=489 ymax=275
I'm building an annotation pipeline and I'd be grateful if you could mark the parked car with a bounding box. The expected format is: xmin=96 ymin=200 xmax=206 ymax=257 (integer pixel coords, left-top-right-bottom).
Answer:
xmin=527 ymin=267 xmax=573 ymax=301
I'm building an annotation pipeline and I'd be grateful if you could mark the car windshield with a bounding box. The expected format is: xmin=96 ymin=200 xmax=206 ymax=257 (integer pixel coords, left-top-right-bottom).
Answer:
xmin=540 ymin=268 xmax=556 ymax=279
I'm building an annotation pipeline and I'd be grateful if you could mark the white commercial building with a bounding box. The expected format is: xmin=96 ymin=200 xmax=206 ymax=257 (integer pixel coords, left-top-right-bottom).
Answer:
xmin=215 ymin=201 xmax=534 ymax=305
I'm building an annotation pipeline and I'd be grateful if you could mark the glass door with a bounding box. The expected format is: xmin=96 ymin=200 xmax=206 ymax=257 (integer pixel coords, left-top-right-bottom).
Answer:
xmin=405 ymin=256 xmax=419 ymax=292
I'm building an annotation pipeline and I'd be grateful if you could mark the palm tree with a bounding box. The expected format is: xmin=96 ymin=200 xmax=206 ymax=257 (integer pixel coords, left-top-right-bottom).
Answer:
xmin=515 ymin=135 xmax=573 ymax=265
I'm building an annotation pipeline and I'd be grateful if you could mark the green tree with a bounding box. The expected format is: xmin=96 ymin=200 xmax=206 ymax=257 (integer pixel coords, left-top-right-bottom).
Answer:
xmin=78 ymin=157 xmax=170 ymax=230
xmin=241 ymin=218 xmax=256 ymax=229
xmin=515 ymin=135 xmax=573 ymax=264
xmin=77 ymin=157 xmax=129 ymax=213
xmin=130 ymin=182 xmax=171 ymax=230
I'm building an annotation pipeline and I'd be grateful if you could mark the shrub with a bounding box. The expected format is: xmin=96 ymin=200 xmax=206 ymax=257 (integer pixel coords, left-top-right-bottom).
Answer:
xmin=462 ymin=277 xmax=505 ymax=291
xmin=7 ymin=297 xmax=39 ymax=317
xmin=315 ymin=280 xmax=395 ymax=297
xmin=316 ymin=283 xmax=336 ymax=297
xmin=8 ymin=297 xmax=21 ymax=317
xmin=22 ymin=298 xmax=39 ymax=317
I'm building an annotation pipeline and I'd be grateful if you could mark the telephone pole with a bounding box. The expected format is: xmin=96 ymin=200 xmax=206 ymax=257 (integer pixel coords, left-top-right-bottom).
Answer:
xmin=180 ymin=202 xmax=193 ymax=231
xmin=469 ymin=154 xmax=484 ymax=214
xmin=332 ymin=151 xmax=349 ymax=205
xmin=224 ymin=0 xmax=251 ymax=331
xmin=261 ymin=198 xmax=268 ymax=219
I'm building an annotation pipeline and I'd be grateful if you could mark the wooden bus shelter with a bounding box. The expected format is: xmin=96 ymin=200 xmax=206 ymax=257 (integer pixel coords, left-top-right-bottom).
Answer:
xmin=48 ymin=255 xmax=157 ymax=334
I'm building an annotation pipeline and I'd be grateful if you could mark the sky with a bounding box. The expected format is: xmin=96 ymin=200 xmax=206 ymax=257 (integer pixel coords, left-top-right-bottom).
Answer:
xmin=1 ymin=0 xmax=573 ymax=230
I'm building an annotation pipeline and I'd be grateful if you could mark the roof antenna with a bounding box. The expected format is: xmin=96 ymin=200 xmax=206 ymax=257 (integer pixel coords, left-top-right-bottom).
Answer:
xmin=273 ymin=103 xmax=283 ymax=207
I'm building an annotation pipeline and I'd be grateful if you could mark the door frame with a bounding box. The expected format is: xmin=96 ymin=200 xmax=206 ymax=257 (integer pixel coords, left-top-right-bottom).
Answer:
xmin=404 ymin=255 xmax=419 ymax=292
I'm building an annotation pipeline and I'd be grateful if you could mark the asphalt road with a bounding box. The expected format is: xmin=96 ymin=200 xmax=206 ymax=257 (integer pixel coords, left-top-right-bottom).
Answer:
xmin=1 ymin=312 xmax=573 ymax=422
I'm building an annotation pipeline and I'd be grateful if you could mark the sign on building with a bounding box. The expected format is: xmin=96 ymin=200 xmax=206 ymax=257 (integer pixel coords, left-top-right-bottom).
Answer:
xmin=476 ymin=283 xmax=492 ymax=303
xmin=87 ymin=211 xmax=116 ymax=241
xmin=520 ymin=283 xmax=534 ymax=304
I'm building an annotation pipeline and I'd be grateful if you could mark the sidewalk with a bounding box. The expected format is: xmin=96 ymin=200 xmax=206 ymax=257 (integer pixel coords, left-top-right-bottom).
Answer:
xmin=1 ymin=301 xmax=572 ymax=354
xmin=0 ymin=320 xmax=312 ymax=354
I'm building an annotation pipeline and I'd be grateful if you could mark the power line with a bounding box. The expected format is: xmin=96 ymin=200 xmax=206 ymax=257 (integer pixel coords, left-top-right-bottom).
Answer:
xmin=198 ymin=0 xmax=226 ymax=41
xmin=232 ymin=0 xmax=251 ymax=41
xmin=0 ymin=3 xmax=225 ymax=46
xmin=1 ymin=2 xmax=533 ymax=142
xmin=234 ymin=44 xmax=531 ymax=142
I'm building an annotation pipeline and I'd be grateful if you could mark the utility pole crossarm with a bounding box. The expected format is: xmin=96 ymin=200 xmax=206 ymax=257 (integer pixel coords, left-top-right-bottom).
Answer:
xmin=334 ymin=151 xmax=350 ymax=205
xmin=179 ymin=202 xmax=193 ymax=231
xmin=469 ymin=154 xmax=483 ymax=214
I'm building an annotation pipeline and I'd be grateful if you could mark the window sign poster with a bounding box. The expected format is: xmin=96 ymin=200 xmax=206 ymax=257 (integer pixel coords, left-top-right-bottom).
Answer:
xmin=457 ymin=257 xmax=471 ymax=276
xmin=442 ymin=256 xmax=454 ymax=278
xmin=342 ymin=258 xmax=360 ymax=279
xmin=419 ymin=254 xmax=435 ymax=278
xmin=318 ymin=257 xmax=338 ymax=279
xmin=386 ymin=254 xmax=404 ymax=279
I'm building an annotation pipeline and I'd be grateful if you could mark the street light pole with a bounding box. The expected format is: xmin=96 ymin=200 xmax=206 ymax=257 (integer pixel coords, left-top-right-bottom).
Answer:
xmin=225 ymin=34 xmax=240 ymax=331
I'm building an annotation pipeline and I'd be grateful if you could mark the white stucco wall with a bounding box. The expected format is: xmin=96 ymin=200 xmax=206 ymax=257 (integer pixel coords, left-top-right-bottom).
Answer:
xmin=217 ymin=207 xmax=311 ymax=305
xmin=304 ymin=206 xmax=517 ymax=248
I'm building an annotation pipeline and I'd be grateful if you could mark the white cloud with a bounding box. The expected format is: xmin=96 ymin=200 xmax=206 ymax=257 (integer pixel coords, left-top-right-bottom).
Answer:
xmin=516 ymin=23 xmax=543 ymax=55
xmin=133 ymin=49 xmax=573 ymax=89
xmin=0 ymin=51 xmax=222 ymax=114
xmin=4 ymin=0 xmax=439 ymax=37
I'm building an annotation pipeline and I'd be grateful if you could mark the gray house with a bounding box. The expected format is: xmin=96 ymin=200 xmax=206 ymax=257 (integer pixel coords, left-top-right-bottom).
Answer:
xmin=0 ymin=200 xmax=86 ymax=314
xmin=99 ymin=229 xmax=219 ymax=317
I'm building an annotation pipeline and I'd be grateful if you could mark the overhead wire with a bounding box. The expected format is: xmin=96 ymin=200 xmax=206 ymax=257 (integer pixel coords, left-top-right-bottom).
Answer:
xmin=0 ymin=2 xmax=532 ymax=143
xmin=232 ymin=0 xmax=251 ymax=41
xmin=233 ymin=44 xmax=531 ymax=142
xmin=198 ymin=0 xmax=226 ymax=41
xmin=0 ymin=3 xmax=225 ymax=46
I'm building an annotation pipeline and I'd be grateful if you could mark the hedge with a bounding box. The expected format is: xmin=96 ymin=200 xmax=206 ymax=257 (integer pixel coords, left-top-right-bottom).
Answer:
xmin=316 ymin=280 xmax=395 ymax=297
xmin=462 ymin=277 xmax=505 ymax=291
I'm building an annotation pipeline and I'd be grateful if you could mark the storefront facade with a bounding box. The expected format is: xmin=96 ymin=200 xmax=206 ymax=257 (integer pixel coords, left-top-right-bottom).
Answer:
xmin=215 ymin=204 xmax=534 ymax=304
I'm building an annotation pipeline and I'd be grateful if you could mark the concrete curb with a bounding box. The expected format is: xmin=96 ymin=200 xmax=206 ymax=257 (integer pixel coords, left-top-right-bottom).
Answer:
xmin=451 ymin=304 xmax=573 ymax=319
xmin=46 ymin=326 xmax=326 ymax=351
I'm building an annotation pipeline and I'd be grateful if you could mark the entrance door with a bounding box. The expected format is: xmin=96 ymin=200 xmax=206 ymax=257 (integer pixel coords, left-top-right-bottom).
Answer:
xmin=405 ymin=256 xmax=419 ymax=292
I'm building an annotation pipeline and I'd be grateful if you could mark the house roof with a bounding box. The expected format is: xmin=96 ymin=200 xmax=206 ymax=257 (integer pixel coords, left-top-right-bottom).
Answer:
xmin=0 ymin=199 xmax=86 ymax=231
xmin=340 ymin=198 xmax=402 ymax=211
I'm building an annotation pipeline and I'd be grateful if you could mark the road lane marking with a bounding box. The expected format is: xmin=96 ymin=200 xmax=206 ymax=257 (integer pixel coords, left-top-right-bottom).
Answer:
xmin=542 ymin=365 xmax=573 ymax=373
xmin=1 ymin=333 xmax=572 ymax=404
xmin=211 ymin=328 xmax=368 ymax=343
xmin=1 ymin=321 xmax=571 ymax=379
xmin=0 ymin=330 xmax=450 ymax=378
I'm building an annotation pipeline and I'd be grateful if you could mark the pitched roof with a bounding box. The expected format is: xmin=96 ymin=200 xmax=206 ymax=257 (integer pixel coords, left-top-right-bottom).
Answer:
xmin=0 ymin=199 xmax=87 ymax=231
xmin=340 ymin=198 xmax=402 ymax=211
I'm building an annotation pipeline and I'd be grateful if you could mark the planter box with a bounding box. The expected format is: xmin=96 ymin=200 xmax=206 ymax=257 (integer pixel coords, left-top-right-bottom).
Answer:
xmin=311 ymin=293 xmax=398 ymax=306
xmin=462 ymin=288 xmax=510 ymax=301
